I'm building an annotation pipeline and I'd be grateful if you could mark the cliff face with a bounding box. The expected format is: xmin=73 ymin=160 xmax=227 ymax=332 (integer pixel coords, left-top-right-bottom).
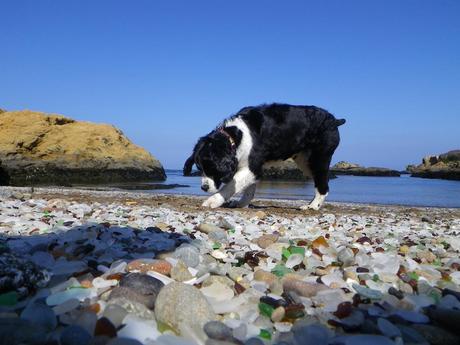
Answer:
xmin=0 ymin=110 xmax=165 ymax=185
xmin=407 ymin=150 xmax=460 ymax=181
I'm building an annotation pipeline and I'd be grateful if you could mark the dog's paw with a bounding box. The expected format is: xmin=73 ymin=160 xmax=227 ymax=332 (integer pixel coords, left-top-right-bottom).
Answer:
xmin=202 ymin=194 xmax=225 ymax=208
xmin=222 ymin=200 xmax=240 ymax=208
xmin=223 ymin=200 xmax=252 ymax=208
xmin=300 ymin=203 xmax=321 ymax=211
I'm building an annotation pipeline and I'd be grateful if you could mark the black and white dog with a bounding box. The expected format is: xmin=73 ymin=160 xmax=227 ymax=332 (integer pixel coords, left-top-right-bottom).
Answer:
xmin=183 ymin=103 xmax=345 ymax=210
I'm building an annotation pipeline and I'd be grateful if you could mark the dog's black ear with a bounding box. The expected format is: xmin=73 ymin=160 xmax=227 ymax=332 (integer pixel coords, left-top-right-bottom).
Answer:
xmin=183 ymin=154 xmax=195 ymax=176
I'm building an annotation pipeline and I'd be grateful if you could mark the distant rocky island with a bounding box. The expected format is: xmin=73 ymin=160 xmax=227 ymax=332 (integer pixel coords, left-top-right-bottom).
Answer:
xmin=0 ymin=109 xmax=165 ymax=186
xmin=407 ymin=150 xmax=460 ymax=181
xmin=330 ymin=161 xmax=401 ymax=177
xmin=192 ymin=160 xmax=401 ymax=180
xmin=261 ymin=159 xmax=309 ymax=180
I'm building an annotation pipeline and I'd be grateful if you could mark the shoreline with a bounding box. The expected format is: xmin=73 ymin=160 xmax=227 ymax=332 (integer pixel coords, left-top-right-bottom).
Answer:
xmin=1 ymin=186 xmax=460 ymax=215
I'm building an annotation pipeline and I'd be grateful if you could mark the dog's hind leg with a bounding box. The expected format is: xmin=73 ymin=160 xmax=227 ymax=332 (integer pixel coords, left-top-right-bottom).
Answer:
xmin=300 ymin=152 xmax=332 ymax=211
xmin=294 ymin=151 xmax=327 ymax=210
xmin=301 ymin=130 xmax=340 ymax=211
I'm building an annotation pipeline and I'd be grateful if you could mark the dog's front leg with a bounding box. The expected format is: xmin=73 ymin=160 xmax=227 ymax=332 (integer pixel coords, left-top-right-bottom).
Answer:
xmin=236 ymin=183 xmax=257 ymax=208
xmin=202 ymin=168 xmax=256 ymax=208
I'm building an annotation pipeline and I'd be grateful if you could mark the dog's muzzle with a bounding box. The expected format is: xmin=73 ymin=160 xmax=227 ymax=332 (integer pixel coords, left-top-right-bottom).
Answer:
xmin=201 ymin=176 xmax=217 ymax=193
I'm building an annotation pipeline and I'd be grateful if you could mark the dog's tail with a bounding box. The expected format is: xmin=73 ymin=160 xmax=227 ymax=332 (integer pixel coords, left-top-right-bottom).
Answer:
xmin=335 ymin=119 xmax=346 ymax=127
xmin=183 ymin=154 xmax=195 ymax=176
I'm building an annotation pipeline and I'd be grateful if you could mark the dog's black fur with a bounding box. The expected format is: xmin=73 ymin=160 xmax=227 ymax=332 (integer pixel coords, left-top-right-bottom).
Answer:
xmin=184 ymin=103 xmax=345 ymax=208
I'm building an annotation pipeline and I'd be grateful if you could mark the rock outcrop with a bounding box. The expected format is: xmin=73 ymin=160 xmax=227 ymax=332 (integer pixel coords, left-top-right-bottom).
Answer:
xmin=407 ymin=150 xmax=460 ymax=180
xmin=261 ymin=159 xmax=308 ymax=180
xmin=261 ymin=159 xmax=338 ymax=180
xmin=0 ymin=109 xmax=165 ymax=185
xmin=331 ymin=161 xmax=401 ymax=177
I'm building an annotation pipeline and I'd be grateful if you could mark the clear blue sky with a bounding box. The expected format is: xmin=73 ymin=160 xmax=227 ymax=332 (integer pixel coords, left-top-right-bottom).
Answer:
xmin=1 ymin=1 xmax=459 ymax=170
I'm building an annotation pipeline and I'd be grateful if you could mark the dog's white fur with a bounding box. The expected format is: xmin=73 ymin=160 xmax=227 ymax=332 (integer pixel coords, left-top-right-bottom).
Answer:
xmin=201 ymin=176 xmax=218 ymax=193
xmin=224 ymin=117 xmax=253 ymax=166
xmin=300 ymin=188 xmax=328 ymax=210
xmin=202 ymin=118 xmax=257 ymax=208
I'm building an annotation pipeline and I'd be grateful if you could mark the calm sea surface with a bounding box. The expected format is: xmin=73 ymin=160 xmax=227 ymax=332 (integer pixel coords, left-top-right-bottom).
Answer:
xmin=134 ymin=170 xmax=460 ymax=208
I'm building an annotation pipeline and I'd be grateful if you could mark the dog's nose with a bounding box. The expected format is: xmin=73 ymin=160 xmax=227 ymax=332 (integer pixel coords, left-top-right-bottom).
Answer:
xmin=201 ymin=184 xmax=209 ymax=192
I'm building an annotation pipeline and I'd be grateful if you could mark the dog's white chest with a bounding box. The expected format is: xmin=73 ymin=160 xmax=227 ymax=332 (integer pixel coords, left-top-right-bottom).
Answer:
xmin=224 ymin=117 xmax=253 ymax=169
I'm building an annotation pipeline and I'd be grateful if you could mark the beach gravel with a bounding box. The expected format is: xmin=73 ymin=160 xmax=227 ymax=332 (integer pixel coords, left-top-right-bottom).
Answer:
xmin=0 ymin=186 xmax=459 ymax=345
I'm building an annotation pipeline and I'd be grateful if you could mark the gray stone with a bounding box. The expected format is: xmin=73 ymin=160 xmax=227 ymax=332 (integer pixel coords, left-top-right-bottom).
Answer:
xmin=396 ymin=324 xmax=428 ymax=344
xmin=107 ymin=296 xmax=156 ymax=320
xmin=154 ymin=282 xmax=216 ymax=332
xmin=110 ymin=286 xmax=155 ymax=309
xmin=353 ymin=284 xmax=383 ymax=299
xmin=103 ymin=304 xmax=128 ymax=328
xmin=197 ymin=223 xmax=224 ymax=234
xmin=170 ymin=260 xmax=193 ymax=282
xmin=75 ymin=311 xmax=98 ymax=337
xmin=377 ymin=318 xmax=401 ymax=338
xmin=293 ymin=323 xmax=331 ymax=345
xmin=204 ymin=321 xmax=233 ymax=341
xmin=173 ymin=245 xmax=200 ymax=268
xmin=20 ymin=301 xmax=57 ymax=331
xmin=119 ymin=273 xmax=164 ymax=297
xmin=60 ymin=325 xmax=92 ymax=345
xmin=111 ymin=273 xmax=164 ymax=309
xmin=208 ymin=230 xmax=228 ymax=243
xmin=392 ymin=310 xmax=429 ymax=324
xmin=337 ymin=248 xmax=355 ymax=267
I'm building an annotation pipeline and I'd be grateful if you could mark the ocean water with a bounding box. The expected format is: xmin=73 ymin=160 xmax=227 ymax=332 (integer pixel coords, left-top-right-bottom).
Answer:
xmin=135 ymin=169 xmax=460 ymax=208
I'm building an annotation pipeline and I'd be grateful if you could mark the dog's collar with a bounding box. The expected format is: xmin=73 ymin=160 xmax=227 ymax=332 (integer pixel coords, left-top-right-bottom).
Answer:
xmin=217 ymin=127 xmax=236 ymax=148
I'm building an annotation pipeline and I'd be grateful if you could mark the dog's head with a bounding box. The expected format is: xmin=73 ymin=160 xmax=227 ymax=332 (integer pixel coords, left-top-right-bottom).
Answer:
xmin=183 ymin=129 xmax=239 ymax=193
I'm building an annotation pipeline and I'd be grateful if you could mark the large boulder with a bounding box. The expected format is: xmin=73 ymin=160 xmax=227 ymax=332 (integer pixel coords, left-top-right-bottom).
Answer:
xmin=407 ymin=150 xmax=460 ymax=181
xmin=0 ymin=109 xmax=165 ymax=185
xmin=331 ymin=161 xmax=400 ymax=177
